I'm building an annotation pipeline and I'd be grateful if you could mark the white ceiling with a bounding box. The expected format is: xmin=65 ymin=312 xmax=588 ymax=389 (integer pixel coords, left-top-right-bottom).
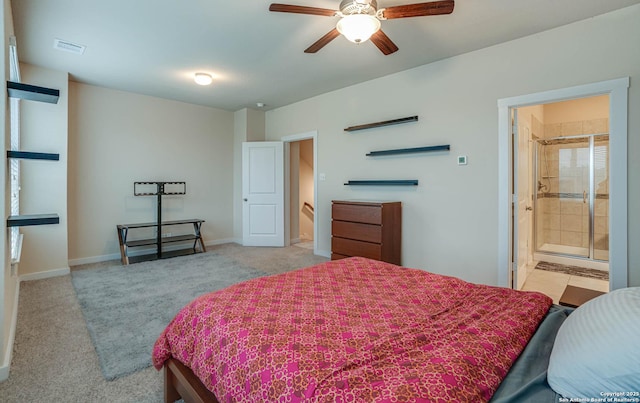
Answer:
xmin=10 ymin=0 xmax=640 ymax=111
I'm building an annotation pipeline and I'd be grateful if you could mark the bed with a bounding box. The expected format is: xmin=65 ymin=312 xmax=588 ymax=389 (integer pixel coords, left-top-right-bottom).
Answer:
xmin=152 ymin=257 xmax=637 ymax=402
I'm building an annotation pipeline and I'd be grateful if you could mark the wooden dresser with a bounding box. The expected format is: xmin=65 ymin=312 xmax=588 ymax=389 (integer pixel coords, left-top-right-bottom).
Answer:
xmin=331 ymin=200 xmax=401 ymax=265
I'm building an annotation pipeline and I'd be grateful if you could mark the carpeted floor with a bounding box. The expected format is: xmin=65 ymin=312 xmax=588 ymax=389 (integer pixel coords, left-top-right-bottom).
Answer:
xmin=534 ymin=260 xmax=609 ymax=281
xmin=0 ymin=243 xmax=327 ymax=402
xmin=72 ymin=252 xmax=267 ymax=381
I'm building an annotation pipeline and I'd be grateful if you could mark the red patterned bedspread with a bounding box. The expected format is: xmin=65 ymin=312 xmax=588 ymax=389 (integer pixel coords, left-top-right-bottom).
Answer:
xmin=153 ymin=257 xmax=551 ymax=402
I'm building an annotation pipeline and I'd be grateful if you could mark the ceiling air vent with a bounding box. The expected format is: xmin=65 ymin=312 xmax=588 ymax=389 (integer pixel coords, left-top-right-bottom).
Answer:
xmin=53 ymin=38 xmax=86 ymax=55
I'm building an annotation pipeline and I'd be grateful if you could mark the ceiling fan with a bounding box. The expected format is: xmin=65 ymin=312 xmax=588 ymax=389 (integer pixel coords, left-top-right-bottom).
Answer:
xmin=269 ymin=0 xmax=454 ymax=55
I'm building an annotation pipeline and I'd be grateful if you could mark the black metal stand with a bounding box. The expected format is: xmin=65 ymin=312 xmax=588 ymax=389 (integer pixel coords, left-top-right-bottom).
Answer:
xmin=134 ymin=181 xmax=186 ymax=259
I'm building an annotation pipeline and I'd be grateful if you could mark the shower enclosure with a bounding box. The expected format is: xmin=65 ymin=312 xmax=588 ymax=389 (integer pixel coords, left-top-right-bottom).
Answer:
xmin=534 ymin=134 xmax=609 ymax=263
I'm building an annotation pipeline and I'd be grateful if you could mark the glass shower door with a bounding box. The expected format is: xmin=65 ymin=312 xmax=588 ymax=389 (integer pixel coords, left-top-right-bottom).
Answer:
xmin=592 ymin=135 xmax=609 ymax=261
xmin=536 ymin=137 xmax=591 ymax=258
xmin=557 ymin=137 xmax=591 ymax=257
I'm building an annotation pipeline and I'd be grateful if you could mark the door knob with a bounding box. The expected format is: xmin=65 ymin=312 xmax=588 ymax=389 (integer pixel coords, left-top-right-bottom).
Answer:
xmin=525 ymin=206 xmax=533 ymax=211
xmin=243 ymin=198 xmax=248 ymax=202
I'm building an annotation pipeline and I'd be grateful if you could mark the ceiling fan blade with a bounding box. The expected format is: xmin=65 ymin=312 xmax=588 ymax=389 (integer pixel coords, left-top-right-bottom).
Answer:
xmin=269 ymin=3 xmax=337 ymax=17
xmin=381 ymin=0 xmax=454 ymax=19
xmin=370 ymin=30 xmax=399 ymax=55
xmin=304 ymin=28 xmax=341 ymax=53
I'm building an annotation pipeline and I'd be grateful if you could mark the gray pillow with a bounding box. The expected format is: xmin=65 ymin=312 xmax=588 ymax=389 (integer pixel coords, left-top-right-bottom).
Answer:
xmin=547 ymin=287 xmax=640 ymax=399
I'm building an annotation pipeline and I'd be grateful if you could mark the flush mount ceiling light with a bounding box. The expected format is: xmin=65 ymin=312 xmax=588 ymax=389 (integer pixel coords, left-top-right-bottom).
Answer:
xmin=269 ymin=0 xmax=454 ymax=55
xmin=194 ymin=72 xmax=213 ymax=86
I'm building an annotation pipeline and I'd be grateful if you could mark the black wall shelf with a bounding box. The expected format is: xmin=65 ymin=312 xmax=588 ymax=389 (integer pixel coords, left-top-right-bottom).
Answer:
xmin=7 ymin=213 xmax=60 ymax=227
xmin=344 ymin=180 xmax=419 ymax=186
xmin=366 ymin=144 xmax=450 ymax=157
xmin=344 ymin=116 xmax=418 ymax=132
xmin=7 ymin=150 xmax=60 ymax=161
xmin=7 ymin=81 xmax=60 ymax=104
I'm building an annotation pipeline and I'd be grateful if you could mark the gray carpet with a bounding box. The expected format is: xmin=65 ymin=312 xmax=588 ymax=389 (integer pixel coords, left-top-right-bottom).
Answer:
xmin=71 ymin=252 xmax=266 ymax=381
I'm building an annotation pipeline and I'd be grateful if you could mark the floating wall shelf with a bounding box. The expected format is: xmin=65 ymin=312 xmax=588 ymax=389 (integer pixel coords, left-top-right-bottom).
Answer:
xmin=344 ymin=116 xmax=418 ymax=132
xmin=344 ymin=180 xmax=418 ymax=186
xmin=7 ymin=213 xmax=60 ymax=227
xmin=366 ymin=144 xmax=450 ymax=157
xmin=7 ymin=81 xmax=60 ymax=104
xmin=7 ymin=150 xmax=60 ymax=161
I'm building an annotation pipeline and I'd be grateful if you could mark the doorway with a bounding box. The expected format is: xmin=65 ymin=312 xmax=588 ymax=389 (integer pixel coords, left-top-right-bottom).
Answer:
xmin=289 ymin=139 xmax=315 ymax=249
xmin=513 ymin=96 xmax=611 ymax=301
xmin=498 ymin=78 xmax=629 ymax=295
xmin=282 ymin=131 xmax=319 ymax=254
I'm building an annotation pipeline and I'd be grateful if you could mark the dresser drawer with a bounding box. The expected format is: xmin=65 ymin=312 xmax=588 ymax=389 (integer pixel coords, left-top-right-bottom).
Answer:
xmin=331 ymin=237 xmax=382 ymax=261
xmin=332 ymin=203 xmax=382 ymax=225
xmin=332 ymin=220 xmax=382 ymax=243
xmin=331 ymin=253 xmax=351 ymax=260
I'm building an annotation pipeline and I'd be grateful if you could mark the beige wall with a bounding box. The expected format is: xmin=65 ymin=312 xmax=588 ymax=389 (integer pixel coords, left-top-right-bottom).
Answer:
xmin=18 ymin=63 xmax=69 ymax=276
xmin=265 ymin=5 xmax=640 ymax=286
xmin=68 ymin=82 xmax=235 ymax=263
xmin=544 ymin=95 xmax=609 ymax=124
xmin=543 ymin=95 xmax=609 ymax=138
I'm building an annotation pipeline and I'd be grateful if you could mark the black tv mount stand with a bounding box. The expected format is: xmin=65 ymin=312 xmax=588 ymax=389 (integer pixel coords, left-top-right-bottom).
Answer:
xmin=116 ymin=182 xmax=206 ymax=264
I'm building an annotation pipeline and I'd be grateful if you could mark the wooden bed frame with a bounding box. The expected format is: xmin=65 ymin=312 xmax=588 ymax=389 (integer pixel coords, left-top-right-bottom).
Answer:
xmin=164 ymin=358 xmax=219 ymax=403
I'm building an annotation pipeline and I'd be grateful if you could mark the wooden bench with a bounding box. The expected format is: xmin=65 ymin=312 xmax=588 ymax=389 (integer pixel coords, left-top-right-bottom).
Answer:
xmin=116 ymin=219 xmax=206 ymax=265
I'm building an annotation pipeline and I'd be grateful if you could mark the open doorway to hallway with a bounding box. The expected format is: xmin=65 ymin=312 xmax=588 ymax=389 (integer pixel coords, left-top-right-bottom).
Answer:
xmin=514 ymin=96 xmax=610 ymax=304
xmin=289 ymin=139 xmax=314 ymax=249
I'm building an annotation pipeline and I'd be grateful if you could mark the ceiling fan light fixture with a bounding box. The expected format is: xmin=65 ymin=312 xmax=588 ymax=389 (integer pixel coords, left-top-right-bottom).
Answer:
xmin=336 ymin=14 xmax=381 ymax=44
xmin=194 ymin=72 xmax=213 ymax=86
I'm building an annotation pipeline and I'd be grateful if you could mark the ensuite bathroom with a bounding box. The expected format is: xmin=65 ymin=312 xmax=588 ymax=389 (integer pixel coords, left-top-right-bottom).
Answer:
xmin=516 ymin=94 xmax=610 ymax=302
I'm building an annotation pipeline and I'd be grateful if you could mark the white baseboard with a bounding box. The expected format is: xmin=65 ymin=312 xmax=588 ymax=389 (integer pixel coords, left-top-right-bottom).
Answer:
xmin=204 ymin=238 xmax=237 ymax=247
xmin=315 ymin=249 xmax=331 ymax=258
xmin=19 ymin=267 xmax=70 ymax=282
xmin=68 ymin=238 xmax=239 ymax=267
xmin=0 ymin=279 xmax=20 ymax=382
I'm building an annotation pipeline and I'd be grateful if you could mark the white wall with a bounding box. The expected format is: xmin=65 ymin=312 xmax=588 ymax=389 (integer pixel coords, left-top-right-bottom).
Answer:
xmin=68 ymin=83 xmax=235 ymax=263
xmin=265 ymin=5 xmax=640 ymax=286
xmin=18 ymin=63 xmax=69 ymax=276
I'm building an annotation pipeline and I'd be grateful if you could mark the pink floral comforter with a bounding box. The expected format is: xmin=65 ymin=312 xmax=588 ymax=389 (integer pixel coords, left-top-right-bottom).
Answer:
xmin=153 ymin=257 xmax=551 ymax=402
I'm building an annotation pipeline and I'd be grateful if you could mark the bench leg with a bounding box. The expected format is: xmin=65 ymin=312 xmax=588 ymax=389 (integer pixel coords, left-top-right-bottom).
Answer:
xmin=117 ymin=227 xmax=130 ymax=265
xmin=193 ymin=222 xmax=206 ymax=253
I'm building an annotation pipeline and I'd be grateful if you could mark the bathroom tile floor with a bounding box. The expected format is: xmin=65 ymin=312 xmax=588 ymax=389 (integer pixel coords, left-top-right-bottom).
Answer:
xmin=520 ymin=262 xmax=609 ymax=304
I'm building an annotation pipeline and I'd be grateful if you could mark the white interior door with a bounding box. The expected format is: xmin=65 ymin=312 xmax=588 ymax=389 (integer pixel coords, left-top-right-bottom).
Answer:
xmin=242 ymin=142 xmax=284 ymax=246
xmin=513 ymin=109 xmax=530 ymax=289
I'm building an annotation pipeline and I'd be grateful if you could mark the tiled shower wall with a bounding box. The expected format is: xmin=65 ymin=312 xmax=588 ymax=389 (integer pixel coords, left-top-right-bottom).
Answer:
xmin=536 ymin=118 xmax=609 ymax=257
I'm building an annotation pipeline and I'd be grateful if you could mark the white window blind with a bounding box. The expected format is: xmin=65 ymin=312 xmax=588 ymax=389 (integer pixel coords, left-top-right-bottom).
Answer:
xmin=9 ymin=36 xmax=22 ymax=262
